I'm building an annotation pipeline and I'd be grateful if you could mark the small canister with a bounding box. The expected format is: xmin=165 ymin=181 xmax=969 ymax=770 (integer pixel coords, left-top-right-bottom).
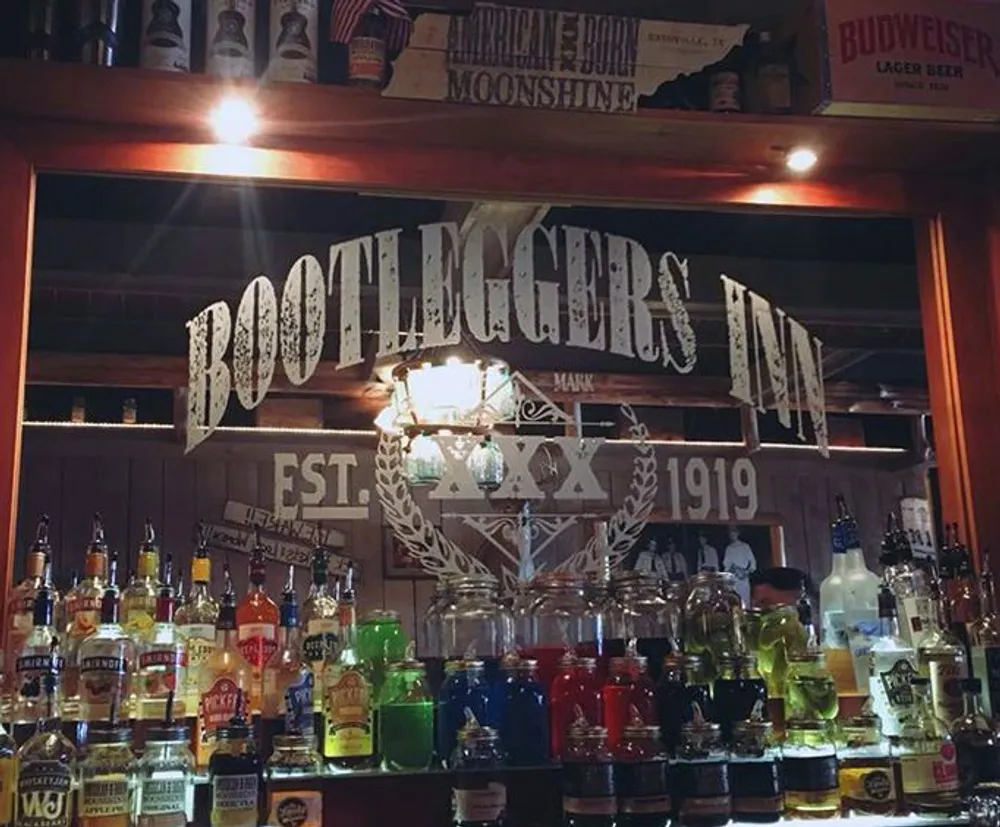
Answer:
xmin=615 ymin=712 xmax=671 ymax=827
xmin=672 ymin=703 xmax=731 ymax=827
xmin=562 ymin=719 xmax=617 ymax=827
xmin=730 ymin=707 xmax=783 ymax=823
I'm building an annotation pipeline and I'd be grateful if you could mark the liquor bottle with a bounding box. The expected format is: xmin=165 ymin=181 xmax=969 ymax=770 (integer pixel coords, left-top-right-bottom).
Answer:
xmin=63 ymin=515 xmax=109 ymax=717
xmin=140 ymin=0 xmax=192 ymax=72
xmin=867 ymin=585 xmax=917 ymax=738
xmin=136 ymin=555 xmax=188 ymax=733
xmin=5 ymin=517 xmax=53 ymax=700
xmin=26 ymin=0 xmax=58 ymax=60
xmin=322 ymin=567 xmax=375 ymax=769
xmin=77 ymin=554 xmax=133 ymax=725
xmin=896 ymin=676 xmax=961 ymax=816
xmin=0 ymin=721 xmax=14 ymax=827
xmin=236 ymin=531 xmax=279 ymax=714
xmin=197 ymin=565 xmax=252 ymax=770
xmin=917 ymin=572 xmax=968 ymax=731
xmin=267 ymin=0 xmax=318 ymax=83
xmin=77 ymin=698 xmax=134 ymax=827
xmin=944 ymin=528 xmax=977 ymax=650
xmin=708 ymin=48 xmax=741 ymax=113
xmin=175 ymin=575 xmax=186 ymax=613
xmin=14 ymin=665 xmax=75 ymax=827
xmin=880 ymin=512 xmax=933 ymax=648
xmin=744 ymin=31 xmax=791 ymax=115
xmin=135 ymin=692 xmax=196 ymax=827
xmin=208 ymin=689 xmax=261 ymax=827
xmin=347 ymin=7 xmax=387 ymax=88
xmin=206 ymin=0 xmax=257 ymax=79
xmin=72 ymin=0 xmax=123 ymax=66
xmin=951 ymin=677 xmax=1000 ymax=796
xmin=301 ymin=541 xmax=338 ymax=724
xmin=175 ymin=528 xmax=219 ymax=725
xmin=970 ymin=556 xmax=1000 ymax=716
xmin=122 ymin=520 xmax=161 ymax=645
xmin=13 ymin=564 xmax=62 ymax=737
xmin=261 ymin=566 xmax=314 ymax=761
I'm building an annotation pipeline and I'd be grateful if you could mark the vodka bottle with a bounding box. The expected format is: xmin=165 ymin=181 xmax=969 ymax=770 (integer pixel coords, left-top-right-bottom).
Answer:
xmin=868 ymin=585 xmax=917 ymax=738
xmin=879 ymin=513 xmax=933 ymax=648
xmin=13 ymin=564 xmax=61 ymax=730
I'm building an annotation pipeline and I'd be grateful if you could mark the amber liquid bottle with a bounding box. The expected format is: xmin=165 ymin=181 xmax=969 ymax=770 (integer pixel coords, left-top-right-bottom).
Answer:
xmin=236 ymin=534 xmax=278 ymax=716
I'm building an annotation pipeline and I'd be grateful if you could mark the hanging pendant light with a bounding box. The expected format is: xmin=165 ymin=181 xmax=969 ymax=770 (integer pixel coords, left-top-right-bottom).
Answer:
xmin=467 ymin=434 xmax=505 ymax=491
xmin=404 ymin=432 xmax=445 ymax=486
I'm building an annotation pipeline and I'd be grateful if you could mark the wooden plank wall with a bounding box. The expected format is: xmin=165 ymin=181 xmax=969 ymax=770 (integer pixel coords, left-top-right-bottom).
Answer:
xmin=14 ymin=428 xmax=926 ymax=645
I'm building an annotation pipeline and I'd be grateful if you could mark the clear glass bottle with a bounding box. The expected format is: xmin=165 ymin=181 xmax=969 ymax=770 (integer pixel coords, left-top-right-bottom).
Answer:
xmin=235 ymin=533 xmax=278 ymax=715
xmin=451 ymin=710 xmax=506 ymax=827
xmin=971 ymin=556 xmax=1000 ymax=716
xmin=729 ymin=711 xmax=782 ymax=823
xmin=208 ymin=690 xmax=262 ymax=827
xmin=868 ymin=584 xmax=918 ymax=738
xmin=14 ymin=564 xmax=61 ymax=736
xmin=782 ymin=719 xmax=840 ymax=819
xmin=952 ymin=677 xmax=1000 ymax=795
xmin=300 ymin=542 xmax=338 ymax=721
xmin=174 ymin=527 xmax=219 ymax=724
xmin=880 ymin=512 xmax=933 ymax=648
xmin=347 ymin=7 xmax=387 ymax=88
xmin=682 ymin=572 xmax=744 ymax=685
xmin=378 ymin=653 xmax=434 ymax=771
xmin=836 ymin=708 xmax=897 ymax=816
xmin=135 ymin=696 xmax=196 ymax=827
xmin=945 ymin=528 xmax=978 ymax=649
xmin=122 ymin=520 xmax=160 ymax=645
xmin=63 ymin=515 xmax=109 ymax=716
xmin=78 ymin=556 xmax=134 ymax=727
xmin=896 ymin=676 xmax=961 ymax=816
xmin=918 ymin=573 xmax=968 ymax=731
xmin=77 ymin=712 xmax=135 ymax=827
xmin=672 ymin=704 xmax=731 ymax=827
xmin=15 ymin=667 xmax=76 ymax=827
xmin=525 ymin=573 xmax=603 ymax=691
xmin=5 ymin=517 xmax=52 ymax=709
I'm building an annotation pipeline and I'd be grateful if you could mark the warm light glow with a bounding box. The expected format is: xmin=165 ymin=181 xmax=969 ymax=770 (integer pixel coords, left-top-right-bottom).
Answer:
xmin=208 ymin=95 xmax=259 ymax=145
xmin=786 ymin=147 xmax=819 ymax=173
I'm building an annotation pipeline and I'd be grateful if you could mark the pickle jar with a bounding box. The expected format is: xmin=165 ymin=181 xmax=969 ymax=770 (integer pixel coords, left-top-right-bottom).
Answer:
xmin=756 ymin=604 xmax=807 ymax=699
xmin=673 ymin=707 xmax=731 ymax=827
xmin=730 ymin=717 xmax=783 ymax=823
xmin=682 ymin=572 xmax=744 ymax=684
xmin=784 ymin=651 xmax=839 ymax=723
xmin=265 ymin=734 xmax=321 ymax=778
xmin=836 ymin=711 xmax=897 ymax=816
xmin=782 ymin=720 xmax=840 ymax=819
xmin=78 ymin=721 xmax=136 ymax=827
xmin=615 ymin=721 xmax=672 ymax=827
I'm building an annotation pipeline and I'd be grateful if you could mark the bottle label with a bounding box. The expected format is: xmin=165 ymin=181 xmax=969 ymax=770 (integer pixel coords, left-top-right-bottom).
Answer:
xmin=0 ymin=755 xmax=15 ymax=825
xmin=782 ymin=755 xmax=839 ymax=792
xmin=66 ymin=596 xmax=101 ymax=640
xmin=206 ymin=0 xmax=256 ymax=79
xmin=16 ymin=654 xmax=64 ymax=699
xmin=823 ymin=610 xmax=849 ymax=648
xmin=80 ymin=777 xmax=131 ymax=817
xmin=282 ymin=672 xmax=315 ymax=738
xmin=200 ymin=676 xmax=244 ymax=733
xmin=900 ymin=746 xmax=959 ymax=794
xmin=709 ymin=70 xmax=740 ymax=112
xmin=453 ymin=783 xmax=506 ymax=823
xmin=80 ymin=655 xmax=129 ymax=706
xmin=880 ymin=658 xmax=917 ymax=709
xmin=839 ymin=765 xmax=896 ymax=806
xmin=237 ymin=624 xmax=278 ymax=669
xmin=323 ymin=669 xmax=373 ymax=758
xmin=899 ymin=596 xmax=934 ymax=648
xmin=139 ymin=777 xmax=189 ymax=820
xmin=211 ymin=774 xmax=258 ymax=823
xmin=268 ymin=791 xmax=322 ymax=827
xmin=348 ymin=37 xmax=385 ymax=85
xmin=930 ymin=659 xmax=967 ymax=724
xmin=17 ymin=759 xmax=72 ymax=827
xmin=972 ymin=645 xmax=1000 ymax=717
xmin=302 ymin=619 xmax=338 ymax=664
xmin=179 ymin=624 xmax=216 ymax=702
xmin=730 ymin=759 xmax=783 ymax=814
xmin=141 ymin=0 xmax=191 ymax=72
xmin=269 ymin=0 xmax=318 ymax=83
xmin=615 ymin=759 xmax=671 ymax=814
xmin=140 ymin=647 xmax=187 ymax=699
xmin=125 ymin=606 xmax=156 ymax=638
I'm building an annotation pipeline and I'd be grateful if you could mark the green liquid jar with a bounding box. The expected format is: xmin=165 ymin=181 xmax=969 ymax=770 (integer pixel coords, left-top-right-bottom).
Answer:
xmin=378 ymin=658 xmax=434 ymax=771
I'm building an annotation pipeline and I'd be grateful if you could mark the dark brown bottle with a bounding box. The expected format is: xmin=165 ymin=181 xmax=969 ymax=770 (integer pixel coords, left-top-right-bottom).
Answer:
xmin=347 ymin=7 xmax=386 ymax=88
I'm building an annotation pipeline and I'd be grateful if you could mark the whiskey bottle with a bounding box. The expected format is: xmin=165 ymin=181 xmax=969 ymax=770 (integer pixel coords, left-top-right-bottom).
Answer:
xmin=347 ymin=7 xmax=387 ymax=88
xmin=896 ymin=676 xmax=961 ymax=816
xmin=970 ymin=556 xmax=1000 ymax=716
xmin=197 ymin=565 xmax=253 ymax=770
xmin=63 ymin=515 xmax=109 ymax=718
xmin=15 ymin=665 xmax=75 ymax=827
xmin=267 ymin=0 xmax=318 ymax=83
xmin=262 ymin=566 xmax=314 ymax=761
xmin=140 ymin=0 xmax=192 ymax=72
xmin=206 ymin=0 xmax=257 ymax=79
xmin=301 ymin=541 xmax=338 ymax=724
xmin=175 ymin=527 xmax=219 ymax=725
xmin=917 ymin=572 xmax=968 ymax=732
xmin=136 ymin=555 xmax=188 ymax=735
xmin=77 ymin=555 xmax=133 ymax=726
xmin=13 ymin=564 xmax=62 ymax=741
xmin=122 ymin=520 xmax=161 ymax=645
xmin=236 ymin=531 xmax=278 ymax=714
xmin=5 ymin=517 xmax=53 ymax=704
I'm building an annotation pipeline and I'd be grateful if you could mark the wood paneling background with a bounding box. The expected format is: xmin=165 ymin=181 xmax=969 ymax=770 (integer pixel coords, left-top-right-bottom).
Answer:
xmin=14 ymin=427 xmax=926 ymax=646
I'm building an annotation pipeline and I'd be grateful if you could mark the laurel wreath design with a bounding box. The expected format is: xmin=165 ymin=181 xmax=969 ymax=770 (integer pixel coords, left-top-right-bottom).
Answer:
xmin=376 ymin=403 xmax=657 ymax=581
xmin=375 ymin=433 xmax=493 ymax=578
xmin=558 ymin=404 xmax=657 ymax=575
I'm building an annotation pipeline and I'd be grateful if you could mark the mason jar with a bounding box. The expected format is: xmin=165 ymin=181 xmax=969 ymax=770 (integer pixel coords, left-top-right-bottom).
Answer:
xmin=439 ymin=575 xmax=511 ymax=676
xmin=78 ymin=722 xmax=136 ymax=827
xmin=525 ymin=572 xmax=605 ymax=690
xmin=782 ymin=720 xmax=840 ymax=819
xmin=756 ymin=604 xmax=807 ymax=698
xmin=682 ymin=572 xmax=745 ymax=684
xmin=730 ymin=718 xmax=783 ymax=823
xmin=673 ymin=715 xmax=731 ymax=827
xmin=609 ymin=572 xmax=675 ymax=684
xmin=784 ymin=651 xmax=839 ymax=724
xmin=836 ymin=712 xmax=897 ymax=816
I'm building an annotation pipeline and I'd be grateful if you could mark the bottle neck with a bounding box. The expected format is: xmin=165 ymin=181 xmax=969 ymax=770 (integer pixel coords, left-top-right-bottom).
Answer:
xmin=845 ymin=548 xmax=867 ymax=569
xmin=188 ymin=581 xmax=212 ymax=601
xmin=831 ymin=553 xmax=848 ymax=574
xmin=879 ymin=613 xmax=902 ymax=640
xmin=155 ymin=593 xmax=174 ymax=623
xmin=963 ymin=690 xmax=985 ymax=719
xmin=278 ymin=625 xmax=301 ymax=652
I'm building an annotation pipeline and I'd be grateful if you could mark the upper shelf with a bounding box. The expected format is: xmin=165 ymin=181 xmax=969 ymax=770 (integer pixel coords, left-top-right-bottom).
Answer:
xmin=0 ymin=57 xmax=997 ymax=177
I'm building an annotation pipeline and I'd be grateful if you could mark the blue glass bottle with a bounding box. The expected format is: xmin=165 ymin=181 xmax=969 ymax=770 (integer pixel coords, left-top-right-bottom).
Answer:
xmin=438 ymin=659 xmax=493 ymax=767
xmin=500 ymin=657 xmax=549 ymax=766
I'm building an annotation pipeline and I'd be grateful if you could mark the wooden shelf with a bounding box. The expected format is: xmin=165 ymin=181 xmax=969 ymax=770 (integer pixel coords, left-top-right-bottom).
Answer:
xmin=0 ymin=57 xmax=997 ymax=177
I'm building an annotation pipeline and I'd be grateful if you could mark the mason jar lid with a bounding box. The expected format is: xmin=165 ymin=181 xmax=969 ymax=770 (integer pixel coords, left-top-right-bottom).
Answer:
xmin=610 ymin=655 xmax=648 ymax=673
xmin=787 ymin=649 xmax=824 ymax=664
xmin=458 ymin=723 xmax=501 ymax=747
xmin=611 ymin=570 xmax=661 ymax=588
xmin=362 ymin=608 xmax=400 ymax=623
xmin=682 ymin=653 xmax=703 ymax=669
xmin=87 ymin=722 xmax=132 ymax=745
xmin=568 ymin=722 xmax=609 ymax=743
xmin=623 ymin=722 xmax=662 ymax=741
xmin=532 ymin=572 xmax=586 ymax=590
xmin=661 ymin=652 xmax=685 ymax=673
xmin=688 ymin=570 xmax=737 ymax=588
xmin=450 ymin=574 xmax=500 ymax=592
xmin=786 ymin=718 xmax=830 ymax=733
xmin=733 ymin=718 xmax=773 ymax=741
xmin=680 ymin=718 xmax=721 ymax=738
xmin=445 ymin=657 xmax=485 ymax=672
xmin=146 ymin=723 xmax=189 ymax=743
xmin=388 ymin=657 xmax=427 ymax=673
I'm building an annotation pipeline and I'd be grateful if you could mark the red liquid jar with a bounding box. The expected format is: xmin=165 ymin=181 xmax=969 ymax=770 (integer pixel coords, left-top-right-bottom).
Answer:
xmin=550 ymin=655 xmax=603 ymax=760
xmin=603 ymin=655 xmax=657 ymax=749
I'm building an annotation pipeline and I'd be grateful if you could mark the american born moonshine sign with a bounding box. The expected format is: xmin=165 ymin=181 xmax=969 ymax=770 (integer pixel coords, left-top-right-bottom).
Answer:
xmin=185 ymin=221 xmax=829 ymax=458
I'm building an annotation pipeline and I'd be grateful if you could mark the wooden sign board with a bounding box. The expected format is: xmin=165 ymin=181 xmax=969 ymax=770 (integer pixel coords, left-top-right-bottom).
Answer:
xmin=795 ymin=0 xmax=1000 ymax=121
xmin=384 ymin=4 xmax=747 ymax=113
xmin=223 ymin=501 xmax=346 ymax=547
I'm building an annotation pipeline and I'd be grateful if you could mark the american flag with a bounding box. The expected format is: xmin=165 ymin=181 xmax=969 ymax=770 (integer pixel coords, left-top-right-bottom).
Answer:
xmin=331 ymin=0 xmax=413 ymax=53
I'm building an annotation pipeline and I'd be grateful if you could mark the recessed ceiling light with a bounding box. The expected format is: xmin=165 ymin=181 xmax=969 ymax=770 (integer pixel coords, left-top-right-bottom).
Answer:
xmin=786 ymin=147 xmax=819 ymax=173
xmin=208 ymin=95 xmax=259 ymax=145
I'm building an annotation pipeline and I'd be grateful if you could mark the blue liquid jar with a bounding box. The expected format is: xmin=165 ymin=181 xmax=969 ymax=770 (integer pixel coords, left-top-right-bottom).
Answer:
xmin=438 ymin=659 xmax=493 ymax=767
xmin=500 ymin=657 xmax=549 ymax=767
